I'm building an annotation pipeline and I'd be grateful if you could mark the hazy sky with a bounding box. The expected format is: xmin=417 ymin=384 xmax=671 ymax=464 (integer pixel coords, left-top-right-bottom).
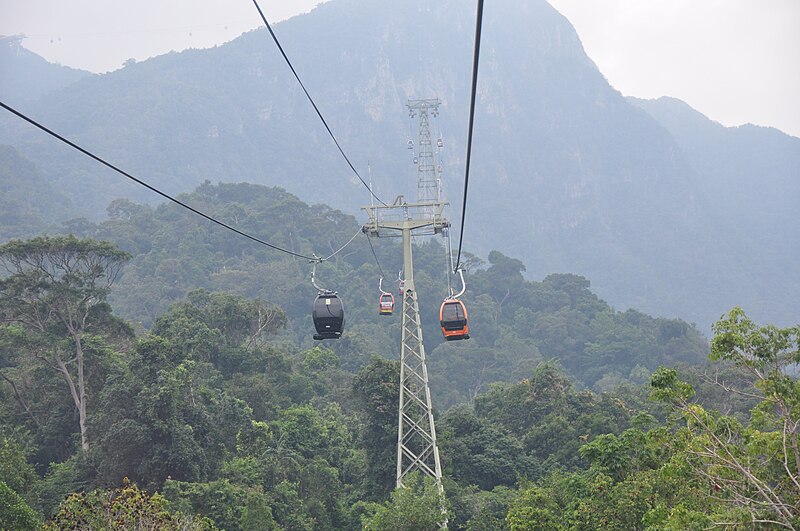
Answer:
xmin=2 ymin=0 xmax=798 ymax=137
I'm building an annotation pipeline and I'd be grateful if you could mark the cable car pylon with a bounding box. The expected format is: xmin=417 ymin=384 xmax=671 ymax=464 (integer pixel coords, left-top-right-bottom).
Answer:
xmin=361 ymin=100 xmax=450 ymax=513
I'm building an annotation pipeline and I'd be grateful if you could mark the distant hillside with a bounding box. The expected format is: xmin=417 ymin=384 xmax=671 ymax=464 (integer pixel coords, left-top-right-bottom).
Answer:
xmin=629 ymin=96 xmax=800 ymax=327
xmin=0 ymin=34 xmax=91 ymax=104
xmin=0 ymin=0 xmax=796 ymax=330
xmin=0 ymin=145 xmax=74 ymax=239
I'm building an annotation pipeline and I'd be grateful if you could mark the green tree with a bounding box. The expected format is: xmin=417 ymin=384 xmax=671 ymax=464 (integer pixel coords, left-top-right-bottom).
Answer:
xmin=0 ymin=236 xmax=129 ymax=455
xmin=162 ymin=478 xmax=275 ymax=531
xmin=363 ymin=474 xmax=448 ymax=531
xmin=0 ymin=437 xmax=38 ymax=508
xmin=440 ymin=405 xmax=535 ymax=490
xmin=651 ymin=307 xmax=800 ymax=528
xmin=352 ymin=356 xmax=400 ymax=499
xmin=506 ymin=484 xmax=560 ymax=530
xmin=91 ymin=338 xmax=253 ymax=488
xmin=151 ymin=289 xmax=286 ymax=375
xmin=0 ymin=480 xmax=40 ymax=531
xmin=43 ymin=478 xmax=216 ymax=530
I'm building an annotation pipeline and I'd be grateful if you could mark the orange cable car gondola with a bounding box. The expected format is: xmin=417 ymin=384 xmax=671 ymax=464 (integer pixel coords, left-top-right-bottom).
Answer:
xmin=440 ymin=299 xmax=469 ymax=341
xmin=440 ymin=268 xmax=470 ymax=341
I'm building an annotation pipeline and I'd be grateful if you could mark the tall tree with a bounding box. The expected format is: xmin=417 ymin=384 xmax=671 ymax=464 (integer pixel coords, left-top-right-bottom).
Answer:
xmin=352 ymin=356 xmax=400 ymax=499
xmin=0 ymin=236 xmax=130 ymax=455
xmin=651 ymin=307 xmax=800 ymax=528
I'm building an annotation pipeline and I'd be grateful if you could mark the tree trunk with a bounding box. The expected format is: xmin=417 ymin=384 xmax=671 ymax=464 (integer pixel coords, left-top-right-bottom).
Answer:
xmin=75 ymin=334 xmax=89 ymax=455
xmin=55 ymin=337 xmax=89 ymax=456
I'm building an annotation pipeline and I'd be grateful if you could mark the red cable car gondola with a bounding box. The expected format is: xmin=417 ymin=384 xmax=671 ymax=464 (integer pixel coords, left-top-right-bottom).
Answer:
xmin=440 ymin=299 xmax=469 ymax=341
xmin=379 ymin=292 xmax=395 ymax=315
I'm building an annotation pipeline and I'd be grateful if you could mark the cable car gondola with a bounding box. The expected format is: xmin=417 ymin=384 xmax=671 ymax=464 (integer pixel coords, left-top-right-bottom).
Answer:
xmin=379 ymin=292 xmax=395 ymax=315
xmin=440 ymin=299 xmax=469 ymax=341
xmin=440 ymin=269 xmax=469 ymax=341
xmin=378 ymin=278 xmax=395 ymax=316
xmin=310 ymin=260 xmax=344 ymax=340
xmin=313 ymin=291 xmax=345 ymax=340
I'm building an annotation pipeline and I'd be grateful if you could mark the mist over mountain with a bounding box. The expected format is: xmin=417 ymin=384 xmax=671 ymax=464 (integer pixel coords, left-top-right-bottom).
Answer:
xmin=0 ymin=34 xmax=91 ymax=104
xmin=0 ymin=0 xmax=797 ymax=330
xmin=0 ymin=145 xmax=73 ymax=240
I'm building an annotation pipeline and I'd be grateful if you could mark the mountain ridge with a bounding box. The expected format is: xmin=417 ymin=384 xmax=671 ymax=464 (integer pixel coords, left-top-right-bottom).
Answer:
xmin=0 ymin=0 xmax=796 ymax=330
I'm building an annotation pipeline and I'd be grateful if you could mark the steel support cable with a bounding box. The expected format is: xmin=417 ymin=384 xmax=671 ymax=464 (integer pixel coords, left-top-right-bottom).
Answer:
xmin=250 ymin=0 xmax=387 ymax=207
xmin=445 ymin=228 xmax=455 ymax=296
xmin=364 ymin=233 xmax=387 ymax=280
xmin=0 ymin=100 xmax=318 ymax=261
xmin=323 ymin=228 xmax=362 ymax=261
xmin=453 ymin=0 xmax=485 ymax=272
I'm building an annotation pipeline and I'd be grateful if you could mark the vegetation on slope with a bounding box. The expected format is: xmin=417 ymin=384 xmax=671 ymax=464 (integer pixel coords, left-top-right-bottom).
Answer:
xmin=1 ymin=228 xmax=796 ymax=528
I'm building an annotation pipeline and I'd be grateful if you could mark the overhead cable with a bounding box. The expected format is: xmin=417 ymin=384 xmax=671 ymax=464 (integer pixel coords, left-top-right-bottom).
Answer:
xmin=324 ymin=228 xmax=362 ymax=260
xmin=0 ymin=100 xmax=318 ymax=261
xmin=250 ymin=0 xmax=387 ymax=206
xmin=364 ymin=233 xmax=387 ymax=280
xmin=453 ymin=0 xmax=484 ymax=272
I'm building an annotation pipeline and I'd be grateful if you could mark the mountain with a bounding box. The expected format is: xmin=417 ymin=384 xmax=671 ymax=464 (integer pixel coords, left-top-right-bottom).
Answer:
xmin=0 ymin=34 xmax=91 ymax=104
xmin=0 ymin=0 xmax=796 ymax=330
xmin=629 ymin=96 xmax=800 ymax=326
xmin=629 ymin=96 xmax=799 ymax=252
xmin=0 ymin=145 xmax=74 ymax=239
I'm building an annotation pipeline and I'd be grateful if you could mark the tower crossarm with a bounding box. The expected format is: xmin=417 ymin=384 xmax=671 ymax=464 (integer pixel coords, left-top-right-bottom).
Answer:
xmin=361 ymin=200 xmax=450 ymax=237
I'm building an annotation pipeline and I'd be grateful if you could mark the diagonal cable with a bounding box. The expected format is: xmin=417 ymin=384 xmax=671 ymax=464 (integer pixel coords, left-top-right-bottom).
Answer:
xmin=0 ymin=100 xmax=318 ymax=261
xmin=323 ymin=228 xmax=362 ymax=260
xmin=364 ymin=232 xmax=387 ymax=279
xmin=251 ymin=0 xmax=387 ymax=206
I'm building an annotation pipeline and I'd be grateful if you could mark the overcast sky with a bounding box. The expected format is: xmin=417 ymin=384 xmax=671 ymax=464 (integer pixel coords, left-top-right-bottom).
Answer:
xmin=2 ymin=0 xmax=798 ymax=137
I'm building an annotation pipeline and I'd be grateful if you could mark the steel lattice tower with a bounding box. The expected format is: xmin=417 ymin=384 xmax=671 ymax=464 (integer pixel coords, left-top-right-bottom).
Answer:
xmin=396 ymin=232 xmax=442 ymax=490
xmin=362 ymin=102 xmax=450 ymax=525
xmin=408 ymin=99 xmax=442 ymax=205
xmin=362 ymin=199 xmax=448 ymax=495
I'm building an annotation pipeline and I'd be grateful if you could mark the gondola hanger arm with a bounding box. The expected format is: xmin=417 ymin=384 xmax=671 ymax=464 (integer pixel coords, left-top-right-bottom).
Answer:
xmin=449 ymin=268 xmax=466 ymax=300
xmin=310 ymin=256 xmax=330 ymax=293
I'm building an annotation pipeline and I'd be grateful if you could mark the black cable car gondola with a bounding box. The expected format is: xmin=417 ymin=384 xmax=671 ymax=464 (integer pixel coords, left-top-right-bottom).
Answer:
xmin=440 ymin=299 xmax=469 ymax=341
xmin=310 ymin=260 xmax=344 ymax=340
xmin=313 ymin=291 xmax=345 ymax=340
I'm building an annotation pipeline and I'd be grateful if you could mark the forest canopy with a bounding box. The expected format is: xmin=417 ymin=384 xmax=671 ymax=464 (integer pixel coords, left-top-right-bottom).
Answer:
xmin=1 ymin=187 xmax=796 ymax=528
